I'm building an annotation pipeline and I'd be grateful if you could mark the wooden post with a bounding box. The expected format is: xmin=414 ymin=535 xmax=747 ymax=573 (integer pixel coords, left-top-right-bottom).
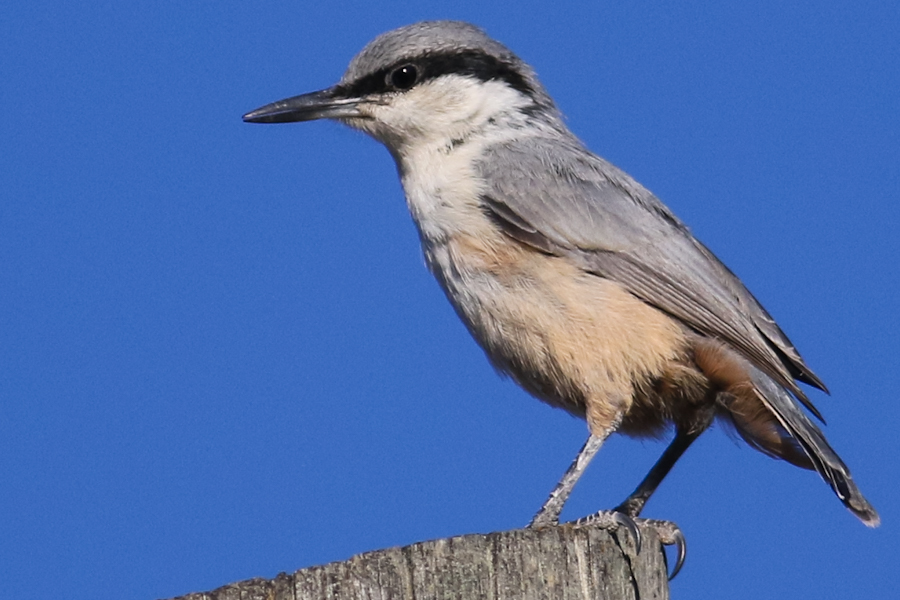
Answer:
xmin=165 ymin=522 xmax=670 ymax=600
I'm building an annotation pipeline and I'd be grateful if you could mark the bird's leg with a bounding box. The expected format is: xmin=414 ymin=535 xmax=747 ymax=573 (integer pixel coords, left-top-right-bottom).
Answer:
xmin=615 ymin=423 xmax=707 ymax=518
xmin=529 ymin=425 xmax=617 ymax=529
xmin=575 ymin=413 xmax=714 ymax=579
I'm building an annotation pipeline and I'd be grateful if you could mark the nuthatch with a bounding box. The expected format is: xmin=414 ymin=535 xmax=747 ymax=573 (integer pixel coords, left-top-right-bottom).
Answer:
xmin=244 ymin=20 xmax=879 ymax=572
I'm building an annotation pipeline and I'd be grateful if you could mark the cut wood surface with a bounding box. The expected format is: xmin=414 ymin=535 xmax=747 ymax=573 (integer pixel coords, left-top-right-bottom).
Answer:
xmin=165 ymin=522 xmax=670 ymax=600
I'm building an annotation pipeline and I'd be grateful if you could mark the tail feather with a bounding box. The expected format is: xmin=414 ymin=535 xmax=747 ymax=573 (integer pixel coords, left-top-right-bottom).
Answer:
xmin=721 ymin=383 xmax=813 ymax=470
xmin=737 ymin=366 xmax=880 ymax=527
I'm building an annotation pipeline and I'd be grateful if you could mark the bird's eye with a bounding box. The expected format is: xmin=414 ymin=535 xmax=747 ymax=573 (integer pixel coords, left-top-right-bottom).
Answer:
xmin=389 ymin=64 xmax=419 ymax=90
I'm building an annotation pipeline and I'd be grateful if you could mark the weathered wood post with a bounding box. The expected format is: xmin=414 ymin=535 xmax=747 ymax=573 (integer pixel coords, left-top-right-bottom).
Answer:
xmin=165 ymin=522 xmax=670 ymax=600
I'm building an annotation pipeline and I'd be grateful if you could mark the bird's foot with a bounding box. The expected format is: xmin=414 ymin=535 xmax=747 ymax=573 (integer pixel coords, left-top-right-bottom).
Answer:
xmin=570 ymin=511 xmax=686 ymax=580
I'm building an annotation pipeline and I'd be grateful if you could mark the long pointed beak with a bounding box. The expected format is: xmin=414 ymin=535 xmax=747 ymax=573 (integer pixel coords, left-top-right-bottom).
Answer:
xmin=242 ymin=87 xmax=364 ymax=123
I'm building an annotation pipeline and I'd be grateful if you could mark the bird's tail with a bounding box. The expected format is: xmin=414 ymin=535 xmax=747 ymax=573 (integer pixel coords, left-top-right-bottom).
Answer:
xmin=720 ymin=365 xmax=879 ymax=527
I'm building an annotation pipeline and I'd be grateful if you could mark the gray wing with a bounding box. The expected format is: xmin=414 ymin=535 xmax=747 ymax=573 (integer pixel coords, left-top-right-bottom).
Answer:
xmin=477 ymin=136 xmax=826 ymax=416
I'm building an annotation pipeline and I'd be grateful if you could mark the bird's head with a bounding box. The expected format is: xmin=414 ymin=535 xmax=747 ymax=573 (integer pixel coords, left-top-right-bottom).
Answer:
xmin=243 ymin=21 xmax=560 ymax=153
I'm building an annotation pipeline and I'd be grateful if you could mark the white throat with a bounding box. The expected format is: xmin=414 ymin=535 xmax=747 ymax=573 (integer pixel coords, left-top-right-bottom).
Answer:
xmin=380 ymin=78 xmax=537 ymax=246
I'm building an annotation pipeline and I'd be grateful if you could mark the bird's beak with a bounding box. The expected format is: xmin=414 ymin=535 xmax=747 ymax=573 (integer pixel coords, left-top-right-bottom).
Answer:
xmin=243 ymin=87 xmax=364 ymax=123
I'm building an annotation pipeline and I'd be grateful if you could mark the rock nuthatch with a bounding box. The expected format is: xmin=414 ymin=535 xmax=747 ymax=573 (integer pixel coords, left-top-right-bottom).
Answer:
xmin=244 ymin=20 xmax=879 ymax=573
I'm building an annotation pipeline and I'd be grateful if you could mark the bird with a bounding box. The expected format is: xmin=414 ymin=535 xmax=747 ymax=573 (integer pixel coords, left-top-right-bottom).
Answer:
xmin=243 ymin=19 xmax=879 ymax=566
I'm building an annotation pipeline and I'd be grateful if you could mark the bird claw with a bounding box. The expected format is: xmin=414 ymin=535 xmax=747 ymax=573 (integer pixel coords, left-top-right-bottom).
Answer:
xmin=639 ymin=517 xmax=686 ymax=580
xmin=570 ymin=512 xmax=686 ymax=580
xmin=667 ymin=527 xmax=686 ymax=580
xmin=571 ymin=510 xmax=642 ymax=552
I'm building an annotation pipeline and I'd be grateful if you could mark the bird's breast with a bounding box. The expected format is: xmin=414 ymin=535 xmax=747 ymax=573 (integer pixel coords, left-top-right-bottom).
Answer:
xmin=396 ymin=138 xmax=694 ymax=434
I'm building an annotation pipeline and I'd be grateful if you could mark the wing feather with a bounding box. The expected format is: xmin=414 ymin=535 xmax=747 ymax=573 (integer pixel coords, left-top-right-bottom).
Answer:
xmin=477 ymin=136 xmax=826 ymax=419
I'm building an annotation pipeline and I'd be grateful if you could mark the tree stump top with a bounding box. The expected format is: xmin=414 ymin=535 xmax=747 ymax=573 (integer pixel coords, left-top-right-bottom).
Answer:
xmin=166 ymin=523 xmax=669 ymax=600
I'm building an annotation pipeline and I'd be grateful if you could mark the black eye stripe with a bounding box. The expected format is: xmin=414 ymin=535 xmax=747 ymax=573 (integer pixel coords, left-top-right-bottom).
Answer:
xmin=338 ymin=50 xmax=535 ymax=99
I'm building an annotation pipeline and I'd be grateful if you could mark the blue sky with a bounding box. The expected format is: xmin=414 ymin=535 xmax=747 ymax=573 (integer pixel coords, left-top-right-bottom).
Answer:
xmin=2 ymin=1 xmax=898 ymax=598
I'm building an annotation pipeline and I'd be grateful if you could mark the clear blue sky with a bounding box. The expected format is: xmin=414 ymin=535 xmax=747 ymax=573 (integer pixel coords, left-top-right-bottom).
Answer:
xmin=2 ymin=2 xmax=898 ymax=599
